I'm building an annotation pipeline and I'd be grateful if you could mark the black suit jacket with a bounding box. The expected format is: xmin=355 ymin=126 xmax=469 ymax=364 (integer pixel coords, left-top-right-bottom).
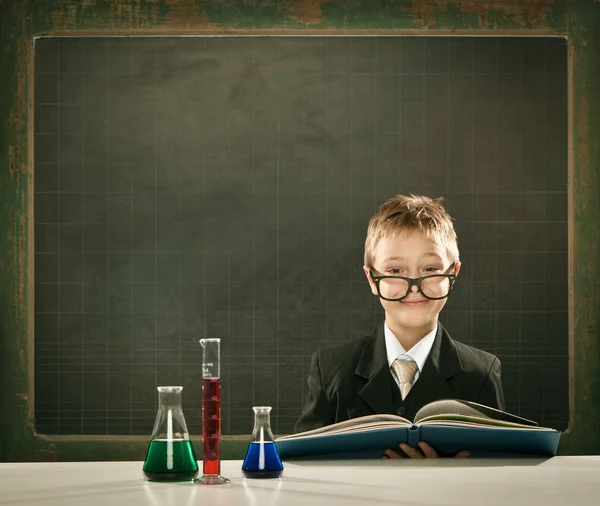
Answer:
xmin=294 ymin=323 xmax=505 ymax=433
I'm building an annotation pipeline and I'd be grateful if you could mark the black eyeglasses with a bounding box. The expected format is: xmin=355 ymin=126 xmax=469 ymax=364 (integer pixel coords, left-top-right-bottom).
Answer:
xmin=369 ymin=265 xmax=457 ymax=302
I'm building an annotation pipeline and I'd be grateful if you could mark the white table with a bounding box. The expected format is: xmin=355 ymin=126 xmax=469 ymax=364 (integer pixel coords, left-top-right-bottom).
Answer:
xmin=1 ymin=458 xmax=599 ymax=505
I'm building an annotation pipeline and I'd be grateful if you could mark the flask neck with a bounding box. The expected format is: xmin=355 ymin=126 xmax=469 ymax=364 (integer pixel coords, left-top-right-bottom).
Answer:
xmin=252 ymin=409 xmax=274 ymax=442
xmin=151 ymin=387 xmax=189 ymax=441
xmin=158 ymin=390 xmax=182 ymax=409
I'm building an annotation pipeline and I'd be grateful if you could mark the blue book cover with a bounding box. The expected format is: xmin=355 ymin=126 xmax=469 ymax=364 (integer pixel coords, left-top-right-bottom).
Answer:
xmin=275 ymin=400 xmax=561 ymax=459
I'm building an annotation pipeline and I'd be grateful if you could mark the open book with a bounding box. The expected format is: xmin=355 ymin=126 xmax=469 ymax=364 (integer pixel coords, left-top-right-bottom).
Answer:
xmin=275 ymin=400 xmax=561 ymax=459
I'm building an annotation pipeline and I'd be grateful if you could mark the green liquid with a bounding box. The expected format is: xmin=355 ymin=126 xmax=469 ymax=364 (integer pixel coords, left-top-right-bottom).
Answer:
xmin=143 ymin=439 xmax=199 ymax=482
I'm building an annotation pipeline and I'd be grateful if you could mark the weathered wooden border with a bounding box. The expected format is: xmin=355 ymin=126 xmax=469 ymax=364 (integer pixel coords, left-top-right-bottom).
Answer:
xmin=1 ymin=0 xmax=597 ymax=461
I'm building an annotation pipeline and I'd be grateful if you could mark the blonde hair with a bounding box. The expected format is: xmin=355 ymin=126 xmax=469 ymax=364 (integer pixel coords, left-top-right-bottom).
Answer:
xmin=364 ymin=194 xmax=459 ymax=266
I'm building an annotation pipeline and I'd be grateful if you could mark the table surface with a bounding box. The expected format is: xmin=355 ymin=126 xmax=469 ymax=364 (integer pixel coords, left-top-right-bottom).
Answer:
xmin=1 ymin=458 xmax=600 ymax=506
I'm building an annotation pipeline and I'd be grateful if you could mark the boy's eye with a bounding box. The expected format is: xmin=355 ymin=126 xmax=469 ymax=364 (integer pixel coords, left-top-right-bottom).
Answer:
xmin=423 ymin=266 xmax=441 ymax=273
xmin=388 ymin=268 xmax=403 ymax=275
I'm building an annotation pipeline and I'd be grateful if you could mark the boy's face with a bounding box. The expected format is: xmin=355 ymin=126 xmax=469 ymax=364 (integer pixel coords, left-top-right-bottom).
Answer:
xmin=363 ymin=231 xmax=461 ymax=333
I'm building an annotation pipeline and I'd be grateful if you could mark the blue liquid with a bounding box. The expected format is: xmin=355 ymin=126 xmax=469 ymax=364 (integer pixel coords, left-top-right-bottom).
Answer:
xmin=241 ymin=442 xmax=283 ymax=479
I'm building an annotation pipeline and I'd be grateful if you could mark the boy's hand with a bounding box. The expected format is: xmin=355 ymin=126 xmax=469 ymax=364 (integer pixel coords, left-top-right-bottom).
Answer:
xmin=383 ymin=441 xmax=470 ymax=459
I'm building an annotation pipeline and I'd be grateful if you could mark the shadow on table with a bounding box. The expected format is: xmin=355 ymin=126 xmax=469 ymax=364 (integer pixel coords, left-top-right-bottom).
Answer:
xmin=283 ymin=454 xmax=553 ymax=467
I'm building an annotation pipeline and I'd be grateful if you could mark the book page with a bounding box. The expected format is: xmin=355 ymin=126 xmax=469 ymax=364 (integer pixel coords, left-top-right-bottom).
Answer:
xmin=276 ymin=414 xmax=411 ymax=440
xmin=414 ymin=399 xmax=538 ymax=427
xmin=418 ymin=415 xmax=552 ymax=429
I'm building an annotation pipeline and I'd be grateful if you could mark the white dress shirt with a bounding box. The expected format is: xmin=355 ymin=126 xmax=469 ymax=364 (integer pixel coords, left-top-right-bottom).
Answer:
xmin=384 ymin=321 xmax=437 ymax=389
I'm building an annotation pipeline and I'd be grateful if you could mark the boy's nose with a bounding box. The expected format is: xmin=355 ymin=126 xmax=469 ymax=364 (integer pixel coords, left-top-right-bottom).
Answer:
xmin=410 ymin=284 xmax=419 ymax=293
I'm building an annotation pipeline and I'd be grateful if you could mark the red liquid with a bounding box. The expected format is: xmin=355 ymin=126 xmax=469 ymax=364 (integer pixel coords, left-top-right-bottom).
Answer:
xmin=202 ymin=377 xmax=221 ymax=475
xmin=203 ymin=458 xmax=219 ymax=475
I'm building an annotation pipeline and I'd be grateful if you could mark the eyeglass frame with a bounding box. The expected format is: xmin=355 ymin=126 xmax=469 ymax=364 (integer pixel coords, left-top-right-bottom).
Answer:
xmin=368 ymin=264 xmax=458 ymax=302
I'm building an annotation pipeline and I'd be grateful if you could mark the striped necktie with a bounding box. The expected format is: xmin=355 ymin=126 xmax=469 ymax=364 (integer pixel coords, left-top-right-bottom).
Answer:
xmin=391 ymin=359 xmax=419 ymax=400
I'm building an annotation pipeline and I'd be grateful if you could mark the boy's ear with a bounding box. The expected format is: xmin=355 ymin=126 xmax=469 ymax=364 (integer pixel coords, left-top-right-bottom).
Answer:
xmin=363 ymin=265 xmax=379 ymax=296
xmin=453 ymin=261 xmax=462 ymax=277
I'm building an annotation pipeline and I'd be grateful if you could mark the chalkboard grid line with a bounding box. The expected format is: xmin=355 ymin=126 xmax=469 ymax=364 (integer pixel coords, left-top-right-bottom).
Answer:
xmin=226 ymin=37 xmax=232 ymax=434
xmin=252 ymin=37 xmax=256 ymax=414
xmin=30 ymin=188 xmax=571 ymax=196
xmin=513 ymin=42 xmax=521 ymax=418
xmin=276 ymin=36 xmax=281 ymax=435
xmin=177 ymin=37 xmax=183 ymax=406
xmin=397 ymin=37 xmax=403 ymax=259
xmin=35 ymin=72 xmax=565 ymax=79
xmin=31 ymin=353 xmax=569 ymax=363
xmin=300 ymin=39 xmax=305 ymax=419
xmin=493 ymin=37 xmax=506 ymax=409
xmin=202 ymin=38 xmax=208 ymax=428
xmin=33 ymin=308 xmax=569 ymax=315
xmin=29 ymin=220 xmax=569 ymax=225
xmin=421 ymin=39 xmax=425 ymax=242
xmin=104 ymin=38 xmax=109 ymax=435
xmin=469 ymin=40 xmax=476 ymax=363
xmin=79 ymin=38 xmax=85 ymax=436
xmin=130 ymin=38 xmax=135 ymax=436
xmin=540 ymin=39 xmax=549 ymax=427
xmin=372 ymin=38 xmax=378 ymax=347
xmin=200 ymin=37 xmax=210 ymax=428
xmin=349 ymin=38 xmax=357 ymax=385
xmin=56 ymin=39 xmax=61 ymax=434
xmin=124 ymin=39 xmax=132 ymax=435
xmin=445 ymin=37 xmax=451 ymax=278
xmin=152 ymin=37 xmax=158 ymax=435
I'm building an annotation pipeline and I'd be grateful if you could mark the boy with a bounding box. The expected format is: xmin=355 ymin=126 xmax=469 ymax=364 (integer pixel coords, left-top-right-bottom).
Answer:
xmin=294 ymin=194 xmax=504 ymax=458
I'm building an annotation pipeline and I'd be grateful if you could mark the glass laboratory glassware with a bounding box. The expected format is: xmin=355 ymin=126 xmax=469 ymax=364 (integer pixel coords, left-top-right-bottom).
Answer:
xmin=143 ymin=386 xmax=199 ymax=482
xmin=242 ymin=406 xmax=284 ymax=478
xmin=197 ymin=338 xmax=230 ymax=485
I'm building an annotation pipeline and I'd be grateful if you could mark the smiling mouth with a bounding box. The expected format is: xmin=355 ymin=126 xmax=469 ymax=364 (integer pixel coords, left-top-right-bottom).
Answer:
xmin=400 ymin=300 xmax=429 ymax=306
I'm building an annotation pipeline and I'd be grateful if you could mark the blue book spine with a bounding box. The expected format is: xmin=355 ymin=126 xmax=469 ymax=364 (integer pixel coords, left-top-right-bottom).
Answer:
xmin=407 ymin=425 xmax=421 ymax=447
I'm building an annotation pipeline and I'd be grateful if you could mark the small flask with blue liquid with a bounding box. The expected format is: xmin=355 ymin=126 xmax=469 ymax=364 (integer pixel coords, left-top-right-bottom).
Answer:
xmin=241 ymin=406 xmax=283 ymax=479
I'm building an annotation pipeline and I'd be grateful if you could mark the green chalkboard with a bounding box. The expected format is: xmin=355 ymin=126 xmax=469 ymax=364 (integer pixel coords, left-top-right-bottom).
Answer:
xmin=32 ymin=35 xmax=568 ymax=438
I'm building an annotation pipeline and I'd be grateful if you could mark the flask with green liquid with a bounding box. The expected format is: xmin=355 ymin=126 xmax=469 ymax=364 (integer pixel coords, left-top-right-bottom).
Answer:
xmin=143 ymin=386 xmax=199 ymax=481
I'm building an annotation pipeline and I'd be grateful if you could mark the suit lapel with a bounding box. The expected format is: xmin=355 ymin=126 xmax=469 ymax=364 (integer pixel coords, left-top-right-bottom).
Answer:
xmin=405 ymin=323 xmax=464 ymax=410
xmin=352 ymin=324 xmax=396 ymax=416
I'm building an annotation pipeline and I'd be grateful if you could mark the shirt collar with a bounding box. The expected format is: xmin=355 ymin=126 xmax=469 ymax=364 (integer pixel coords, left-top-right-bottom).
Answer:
xmin=384 ymin=321 xmax=438 ymax=373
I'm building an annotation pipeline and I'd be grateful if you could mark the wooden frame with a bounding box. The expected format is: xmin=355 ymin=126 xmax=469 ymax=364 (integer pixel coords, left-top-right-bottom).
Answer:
xmin=0 ymin=0 xmax=598 ymax=461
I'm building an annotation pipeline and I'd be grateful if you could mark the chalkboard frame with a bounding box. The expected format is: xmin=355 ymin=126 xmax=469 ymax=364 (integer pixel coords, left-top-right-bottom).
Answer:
xmin=1 ymin=0 xmax=598 ymax=461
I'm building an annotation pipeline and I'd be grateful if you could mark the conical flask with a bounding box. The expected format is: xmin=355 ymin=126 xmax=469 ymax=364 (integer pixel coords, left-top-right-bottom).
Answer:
xmin=241 ymin=406 xmax=283 ymax=478
xmin=142 ymin=386 xmax=199 ymax=481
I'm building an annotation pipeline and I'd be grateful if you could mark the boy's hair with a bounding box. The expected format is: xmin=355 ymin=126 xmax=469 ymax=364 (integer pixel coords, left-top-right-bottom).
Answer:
xmin=364 ymin=194 xmax=459 ymax=266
